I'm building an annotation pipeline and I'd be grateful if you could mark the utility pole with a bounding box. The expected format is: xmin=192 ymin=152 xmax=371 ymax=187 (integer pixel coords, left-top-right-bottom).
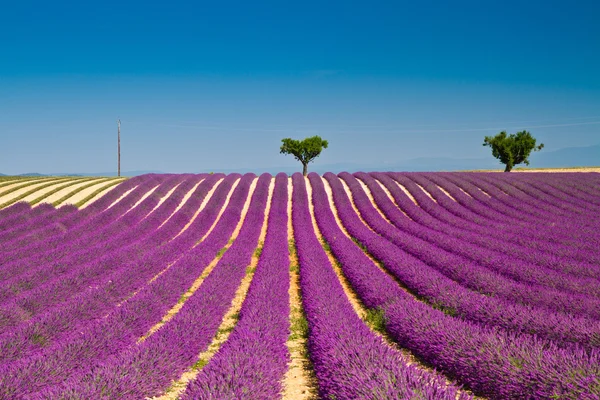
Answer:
xmin=117 ymin=119 xmax=121 ymax=177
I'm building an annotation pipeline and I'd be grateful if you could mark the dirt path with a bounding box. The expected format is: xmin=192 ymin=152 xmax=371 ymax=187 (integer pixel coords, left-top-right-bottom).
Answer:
xmin=115 ymin=178 xmax=236 ymax=308
xmin=157 ymin=179 xmax=205 ymax=230
xmin=145 ymin=182 xmax=183 ymax=217
xmin=171 ymin=178 xmax=226 ymax=241
xmin=346 ymin=177 xmax=396 ymax=227
xmin=138 ymin=177 xmax=256 ymax=342
xmin=118 ymin=185 xmax=160 ymax=216
xmin=281 ymin=177 xmax=318 ymax=400
xmin=153 ymin=177 xmax=274 ymax=400
xmin=369 ymin=177 xmax=413 ymax=220
xmin=326 ymin=176 xmax=479 ymax=397
xmin=306 ymin=177 xmax=367 ymax=321
xmin=393 ymin=181 xmax=418 ymax=205
xmin=414 ymin=182 xmax=437 ymax=203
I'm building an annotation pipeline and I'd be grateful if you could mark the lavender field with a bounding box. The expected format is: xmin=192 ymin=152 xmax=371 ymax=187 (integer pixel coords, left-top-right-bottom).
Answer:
xmin=0 ymin=171 xmax=599 ymax=399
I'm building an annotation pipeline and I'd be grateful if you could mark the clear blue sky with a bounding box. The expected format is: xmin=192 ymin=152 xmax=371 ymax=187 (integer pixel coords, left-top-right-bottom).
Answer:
xmin=1 ymin=0 xmax=599 ymax=174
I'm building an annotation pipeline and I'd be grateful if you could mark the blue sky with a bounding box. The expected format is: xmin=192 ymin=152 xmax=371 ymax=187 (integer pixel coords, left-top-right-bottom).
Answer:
xmin=1 ymin=0 xmax=599 ymax=174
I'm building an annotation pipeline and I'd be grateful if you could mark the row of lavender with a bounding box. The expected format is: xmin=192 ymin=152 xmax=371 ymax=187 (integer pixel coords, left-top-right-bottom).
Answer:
xmin=0 ymin=173 xmax=231 ymax=396
xmin=373 ymin=172 xmax=600 ymax=275
xmin=178 ymin=171 xmax=486 ymax=399
xmin=0 ymin=171 xmax=472 ymax=398
xmin=398 ymin=172 xmax=600 ymax=252
xmin=361 ymin=173 xmax=600 ymax=304
xmin=0 ymin=172 xmax=302 ymax=399
xmin=37 ymin=173 xmax=269 ymax=398
xmin=294 ymin=173 xmax=470 ymax=399
xmin=0 ymin=174 xmax=235 ymax=367
xmin=1 ymin=171 xmax=598 ymax=398
xmin=381 ymin=172 xmax=600 ymax=302
xmin=316 ymin=171 xmax=599 ymax=398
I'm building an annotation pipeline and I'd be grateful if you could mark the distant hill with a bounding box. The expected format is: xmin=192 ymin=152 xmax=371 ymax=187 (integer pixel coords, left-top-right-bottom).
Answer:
xmin=306 ymin=143 xmax=600 ymax=173
xmin=530 ymin=144 xmax=600 ymax=168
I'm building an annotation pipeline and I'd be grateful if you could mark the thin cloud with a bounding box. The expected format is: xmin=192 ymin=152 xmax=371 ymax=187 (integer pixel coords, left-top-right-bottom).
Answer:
xmin=148 ymin=119 xmax=600 ymax=135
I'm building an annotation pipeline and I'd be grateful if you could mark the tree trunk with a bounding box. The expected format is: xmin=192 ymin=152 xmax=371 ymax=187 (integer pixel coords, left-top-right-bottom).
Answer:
xmin=302 ymin=163 xmax=308 ymax=176
xmin=504 ymin=164 xmax=512 ymax=172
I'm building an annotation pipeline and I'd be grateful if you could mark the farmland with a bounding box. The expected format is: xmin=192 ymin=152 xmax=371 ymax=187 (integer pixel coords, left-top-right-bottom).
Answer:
xmin=0 ymin=171 xmax=599 ymax=399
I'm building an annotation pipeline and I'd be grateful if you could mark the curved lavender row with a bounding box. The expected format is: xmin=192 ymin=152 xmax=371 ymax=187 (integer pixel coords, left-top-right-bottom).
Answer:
xmin=568 ymin=171 xmax=600 ymax=184
xmin=0 ymin=176 xmax=138 ymax=252
xmin=0 ymin=174 xmax=187 ymax=305
xmin=0 ymin=174 xmax=160 ymax=266
xmin=0 ymin=202 xmax=31 ymax=225
xmin=388 ymin=172 xmax=552 ymax=233
xmin=294 ymin=173 xmax=467 ymax=400
xmin=432 ymin=172 xmax=600 ymax=251
xmin=0 ymin=174 xmax=228 ymax=365
xmin=0 ymin=175 xmax=167 ymax=260
xmin=322 ymin=174 xmax=600 ymax=349
xmin=0 ymin=175 xmax=147 ymax=261
xmin=551 ymin=175 xmax=600 ymax=204
xmin=358 ymin=173 xmax=600 ymax=296
xmin=419 ymin=172 xmax=569 ymax=226
xmin=323 ymin=173 xmax=600 ymax=399
xmin=498 ymin=173 xmax=600 ymax=214
xmin=469 ymin=172 xmax=599 ymax=227
xmin=373 ymin=172 xmax=600 ymax=281
xmin=459 ymin=172 xmax=597 ymax=223
xmin=0 ymin=175 xmax=164 ymax=277
xmin=384 ymin=171 xmax=600 ymax=264
xmin=389 ymin=172 xmax=600 ymax=263
xmin=0 ymin=204 xmax=77 ymax=244
xmin=339 ymin=172 xmax=600 ymax=321
xmin=0 ymin=177 xmax=175 ymax=252
xmin=0 ymin=175 xmax=199 ymax=333
xmin=40 ymin=174 xmax=269 ymax=399
xmin=62 ymin=175 xmax=144 ymax=227
xmin=518 ymin=173 xmax=600 ymax=207
xmin=450 ymin=172 xmax=600 ymax=226
xmin=0 ymin=173 xmax=255 ymax=398
xmin=0 ymin=204 xmax=40 ymax=235
xmin=445 ymin=173 xmax=600 ymax=257
xmin=0 ymin=201 xmax=31 ymax=223
xmin=524 ymin=175 xmax=600 ymax=213
xmin=491 ymin=173 xmax=600 ymax=217
xmin=406 ymin=172 xmax=596 ymax=235
xmin=404 ymin=171 xmax=594 ymax=238
xmin=423 ymin=172 xmax=600 ymax=265
xmin=560 ymin=173 xmax=600 ymax=198
xmin=0 ymin=204 xmax=56 ymax=238
xmin=182 ymin=173 xmax=290 ymax=399
xmin=497 ymin=173 xmax=600 ymax=214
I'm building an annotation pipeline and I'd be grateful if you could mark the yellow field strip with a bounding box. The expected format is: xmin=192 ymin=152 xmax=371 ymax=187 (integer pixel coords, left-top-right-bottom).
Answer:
xmin=28 ymin=177 xmax=99 ymax=205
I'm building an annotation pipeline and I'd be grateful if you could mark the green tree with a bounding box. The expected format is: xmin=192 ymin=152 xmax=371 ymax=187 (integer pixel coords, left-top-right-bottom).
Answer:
xmin=280 ymin=136 xmax=329 ymax=176
xmin=483 ymin=131 xmax=544 ymax=172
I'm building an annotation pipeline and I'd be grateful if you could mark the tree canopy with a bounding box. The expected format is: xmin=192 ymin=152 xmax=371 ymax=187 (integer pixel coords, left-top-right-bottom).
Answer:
xmin=483 ymin=131 xmax=544 ymax=172
xmin=280 ymin=136 xmax=329 ymax=176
